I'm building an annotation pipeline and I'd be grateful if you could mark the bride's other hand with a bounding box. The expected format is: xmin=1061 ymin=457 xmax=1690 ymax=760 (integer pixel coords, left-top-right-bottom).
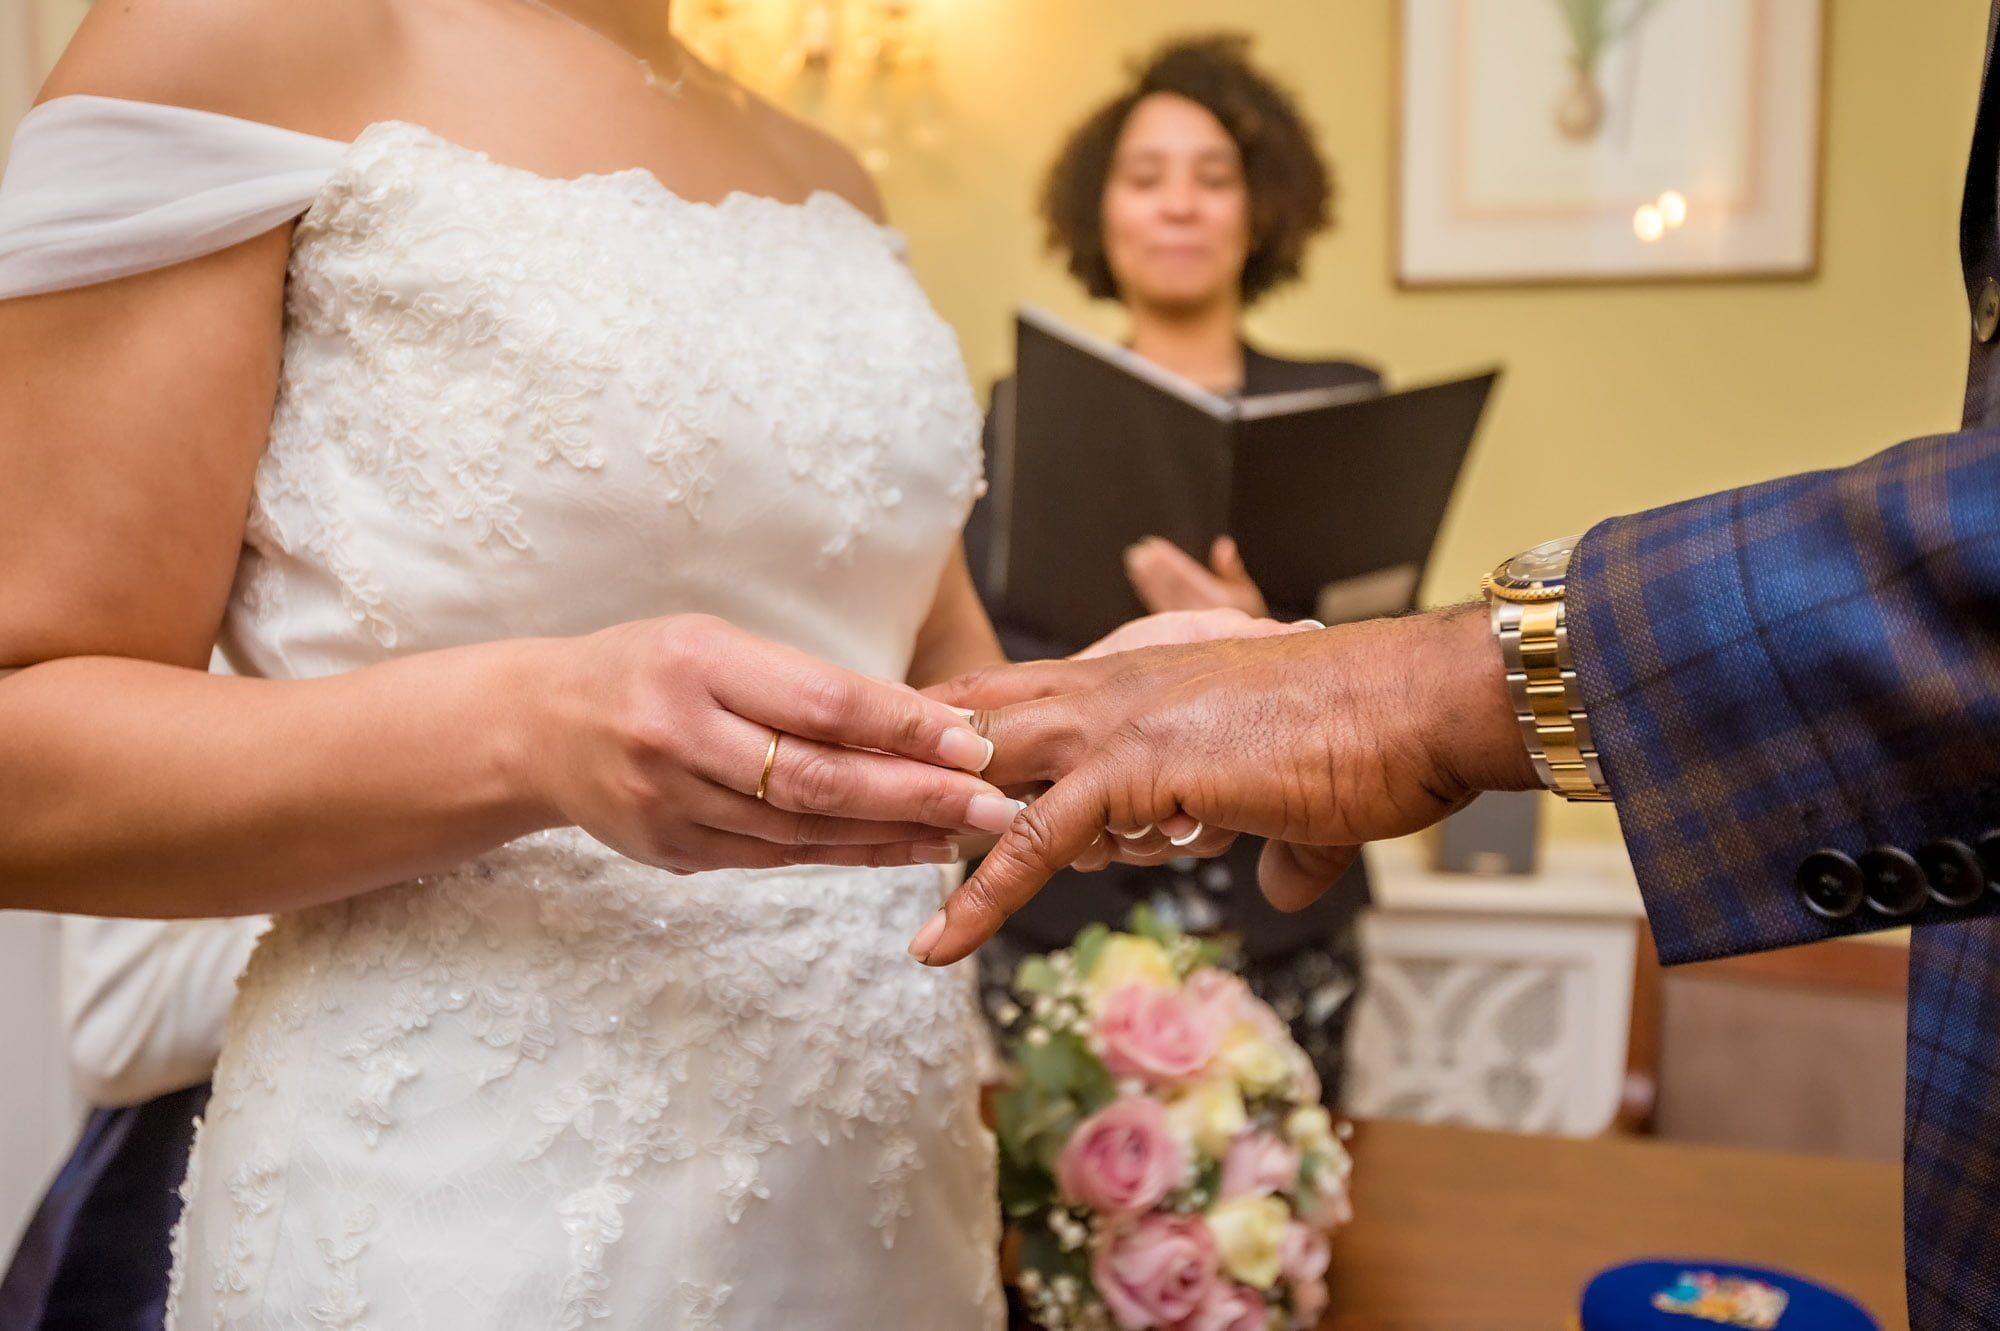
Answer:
xmin=1075 ymin=606 xmax=1314 ymax=660
xmin=1123 ymin=535 xmax=1270 ymax=618
xmin=535 ymin=614 xmax=1024 ymax=874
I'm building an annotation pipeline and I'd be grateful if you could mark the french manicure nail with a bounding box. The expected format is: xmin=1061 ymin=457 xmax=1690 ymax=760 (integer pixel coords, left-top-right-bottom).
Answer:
xmin=937 ymin=727 xmax=994 ymax=772
xmin=1293 ymin=618 xmax=1327 ymax=630
xmin=907 ymin=909 xmax=947 ymax=959
xmin=913 ymin=840 xmax=961 ymax=865
xmin=947 ymin=706 xmax=977 ymax=718
xmin=1116 ymin=825 xmax=1155 ymax=841
xmin=1169 ymin=821 xmax=1206 ymax=847
xmin=967 ymin=794 xmax=1029 ymax=833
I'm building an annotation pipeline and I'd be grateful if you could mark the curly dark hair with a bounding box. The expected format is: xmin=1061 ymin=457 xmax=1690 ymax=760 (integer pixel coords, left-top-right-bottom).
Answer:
xmin=1040 ymin=34 xmax=1334 ymax=306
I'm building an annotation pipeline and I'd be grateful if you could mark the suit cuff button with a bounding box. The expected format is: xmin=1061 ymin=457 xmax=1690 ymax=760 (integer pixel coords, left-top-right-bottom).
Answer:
xmin=1859 ymin=846 xmax=1927 ymax=917
xmin=1797 ymin=848 xmax=1864 ymax=920
xmin=1919 ymin=838 xmax=1985 ymax=908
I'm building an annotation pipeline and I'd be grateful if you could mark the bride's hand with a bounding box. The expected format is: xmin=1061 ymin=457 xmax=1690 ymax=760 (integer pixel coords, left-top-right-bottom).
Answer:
xmin=531 ymin=614 xmax=1025 ymax=873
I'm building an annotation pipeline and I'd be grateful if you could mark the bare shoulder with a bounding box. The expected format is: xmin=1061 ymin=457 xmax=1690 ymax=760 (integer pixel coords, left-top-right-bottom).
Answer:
xmin=747 ymin=92 xmax=887 ymax=224
xmin=35 ymin=0 xmax=397 ymax=138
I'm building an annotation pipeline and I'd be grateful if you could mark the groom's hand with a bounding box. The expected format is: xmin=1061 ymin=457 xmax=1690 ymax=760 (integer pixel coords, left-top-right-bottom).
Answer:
xmin=909 ymin=605 xmax=1538 ymax=965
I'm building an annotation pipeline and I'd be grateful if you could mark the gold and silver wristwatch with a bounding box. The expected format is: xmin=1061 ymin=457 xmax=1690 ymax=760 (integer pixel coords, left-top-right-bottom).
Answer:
xmin=1481 ymin=535 xmax=1612 ymax=802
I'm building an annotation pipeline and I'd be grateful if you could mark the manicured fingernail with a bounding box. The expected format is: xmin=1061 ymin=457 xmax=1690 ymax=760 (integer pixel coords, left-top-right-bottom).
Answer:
xmin=937 ymin=727 xmax=994 ymax=772
xmin=967 ymin=794 xmax=1028 ymax=833
xmin=1116 ymin=825 xmax=1154 ymax=841
xmin=1293 ymin=618 xmax=1326 ymax=630
xmin=1169 ymin=821 xmax=1206 ymax=847
xmin=947 ymin=706 xmax=977 ymax=718
xmin=907 ymin=909 xmax=947 ymax=959
xmin=913 ymin=839 xmax=961 ymax=865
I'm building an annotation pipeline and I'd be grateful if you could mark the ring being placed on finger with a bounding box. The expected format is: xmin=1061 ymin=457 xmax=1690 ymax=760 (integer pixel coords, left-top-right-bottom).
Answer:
xmin=756 ymin=730 xmax=782 ymax=802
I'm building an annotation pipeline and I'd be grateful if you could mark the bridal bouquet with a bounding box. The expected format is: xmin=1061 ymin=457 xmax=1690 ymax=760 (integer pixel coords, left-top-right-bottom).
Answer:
xmin=994 ymin=910 xmax=1353 ymax=1331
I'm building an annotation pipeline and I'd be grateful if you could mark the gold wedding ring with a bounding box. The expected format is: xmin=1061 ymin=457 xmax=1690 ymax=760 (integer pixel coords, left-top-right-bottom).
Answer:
xmin=756 ymin=731 xmax=782 ymax=802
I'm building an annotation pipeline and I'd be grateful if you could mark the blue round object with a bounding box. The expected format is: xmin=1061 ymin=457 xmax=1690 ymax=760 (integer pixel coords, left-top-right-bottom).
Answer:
xmin=1579 ymin=1259 xmax=1878 ymax=1331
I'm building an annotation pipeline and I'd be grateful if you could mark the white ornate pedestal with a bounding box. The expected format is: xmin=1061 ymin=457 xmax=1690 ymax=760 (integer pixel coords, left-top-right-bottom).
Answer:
xmin=1342 ymin=837 xmax=1644 ymax=1136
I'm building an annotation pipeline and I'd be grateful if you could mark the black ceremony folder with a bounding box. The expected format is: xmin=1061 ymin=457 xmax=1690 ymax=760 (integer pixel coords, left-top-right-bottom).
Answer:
xmin=985 ymin=306 xmax=1499 ymax=650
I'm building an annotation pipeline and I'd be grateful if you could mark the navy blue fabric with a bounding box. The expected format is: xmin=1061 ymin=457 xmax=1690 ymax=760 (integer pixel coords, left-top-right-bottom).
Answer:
xmin=0 ymin=1085 xmax=207 ymax=1331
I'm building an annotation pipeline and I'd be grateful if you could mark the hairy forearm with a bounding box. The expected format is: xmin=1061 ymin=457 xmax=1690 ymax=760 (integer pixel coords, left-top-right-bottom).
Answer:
xmin=0 ymin=641 xmax=561 ymax=917
xmin=1420 ymin=602 xmax=1541 ymax=795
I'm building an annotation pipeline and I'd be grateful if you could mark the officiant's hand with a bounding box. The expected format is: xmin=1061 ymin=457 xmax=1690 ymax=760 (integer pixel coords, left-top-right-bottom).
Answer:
xmin=907 ymin=606 xmax=1538 ymax=965
xmin=1124 ymin=535 xmax=1269 ymax=618
xmin=534 ymin=614 xmax=1024 ymax=875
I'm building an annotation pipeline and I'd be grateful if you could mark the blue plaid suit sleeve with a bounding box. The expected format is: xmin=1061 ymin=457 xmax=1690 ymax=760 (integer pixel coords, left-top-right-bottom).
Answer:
xmin=1568 ymin=427 xmax=2000 ymax=964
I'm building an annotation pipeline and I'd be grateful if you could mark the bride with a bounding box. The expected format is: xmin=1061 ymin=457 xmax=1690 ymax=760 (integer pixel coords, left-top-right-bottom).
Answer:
xmin=0 ymin=0 xmax=1269 ymax=1324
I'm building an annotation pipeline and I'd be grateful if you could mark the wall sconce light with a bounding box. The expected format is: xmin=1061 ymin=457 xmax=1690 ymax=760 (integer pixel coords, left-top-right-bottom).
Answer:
xmin=679 ymin=0 xmax=947 ymax=175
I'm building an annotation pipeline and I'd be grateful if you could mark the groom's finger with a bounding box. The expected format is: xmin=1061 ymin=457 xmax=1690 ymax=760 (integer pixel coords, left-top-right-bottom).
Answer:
xmin=922 ymin=654 xmax=1119 ymax=711
xmin=1257 ymin=839 xmax=1359 ymax=913
xmin=914 ymin=764 xmax=1149 ymax=966
xmin=963 ymin=693 xmax=1108 ymax=787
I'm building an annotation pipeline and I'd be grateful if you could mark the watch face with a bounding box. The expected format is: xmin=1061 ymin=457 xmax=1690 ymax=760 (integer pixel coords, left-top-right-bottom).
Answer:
xmin=1492 ymin=534 xmax=1581 ymax=595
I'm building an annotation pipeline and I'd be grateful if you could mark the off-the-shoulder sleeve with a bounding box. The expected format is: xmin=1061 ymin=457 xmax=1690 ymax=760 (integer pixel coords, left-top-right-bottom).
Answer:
xmin=0 ymin=94 xmax=347 ymax=300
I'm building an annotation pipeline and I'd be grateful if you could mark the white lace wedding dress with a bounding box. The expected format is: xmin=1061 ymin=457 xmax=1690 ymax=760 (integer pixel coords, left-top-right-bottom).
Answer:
xmin=0 ymin=95 xmax=1003 ymax=1330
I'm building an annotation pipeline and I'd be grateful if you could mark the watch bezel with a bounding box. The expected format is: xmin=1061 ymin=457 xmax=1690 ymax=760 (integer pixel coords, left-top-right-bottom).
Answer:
xmin=1484 ymin=535 xmax=1581 ymax=604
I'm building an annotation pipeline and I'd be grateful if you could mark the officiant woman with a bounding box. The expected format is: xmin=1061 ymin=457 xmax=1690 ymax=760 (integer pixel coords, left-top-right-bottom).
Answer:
xmin=962 ymin=33 xmax=1378 ymax=1102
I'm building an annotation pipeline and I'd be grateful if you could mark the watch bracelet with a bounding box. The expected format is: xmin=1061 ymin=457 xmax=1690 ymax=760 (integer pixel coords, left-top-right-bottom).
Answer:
xmin=1492 ymin=597 xmax=1612 ymax=802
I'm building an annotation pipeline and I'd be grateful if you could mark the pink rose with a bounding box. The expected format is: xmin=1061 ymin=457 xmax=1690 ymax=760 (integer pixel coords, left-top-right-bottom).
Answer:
xmin=1180 ymin=1281 xmax=1269 ymax=1331
xmin=1091 ymin=1212 xmax=1219 ymax=1329
xmin=1300 ymin=1180 xmax=1353 ymax=1232
xmin=1185 ymin=969 xmax=1283 ymax=1038
xmin=1280 ymin=1221 xmax=1330 ymax=1285
xmin=1281 ymin=1221 xmax=1333 ymax=1329
xmin=1095 ymin=982 xmax=1225 ymax=1086
xmin=1220 ymin=1131 xmax=1300 ymax=1201
xmin=1056 ymin=1095 xmax=1186 ymax=1216
xmin=1184 ymin=967 xmax=1253 ymax=1011
xmin=1288 ymin=1276 xmax=1329 ymax=1330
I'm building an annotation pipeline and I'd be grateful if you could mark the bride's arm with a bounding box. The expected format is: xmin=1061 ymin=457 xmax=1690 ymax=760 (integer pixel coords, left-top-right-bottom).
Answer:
xmin=906 ymin=549 xmax=1007 ymax=690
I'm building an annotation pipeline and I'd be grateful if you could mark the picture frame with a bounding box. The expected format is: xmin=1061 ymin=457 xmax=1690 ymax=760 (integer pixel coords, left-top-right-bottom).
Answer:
xmin=1396 ymin=0 xmax=1826 ymax=287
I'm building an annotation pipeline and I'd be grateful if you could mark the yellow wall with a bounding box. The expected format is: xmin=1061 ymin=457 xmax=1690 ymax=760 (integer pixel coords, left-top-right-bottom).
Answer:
xmin=855 ymin=0 xmax=1990 ymax=840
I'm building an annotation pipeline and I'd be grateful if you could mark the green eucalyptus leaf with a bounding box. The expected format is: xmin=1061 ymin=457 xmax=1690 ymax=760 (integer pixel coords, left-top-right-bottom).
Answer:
xmin=1071 ymin=926 xmax=1110 ymax=980
xmin=1127 ymin=902 xmax=1178 ymax=947
xmin=1013 ymin=956 xmax=1060 ymax=997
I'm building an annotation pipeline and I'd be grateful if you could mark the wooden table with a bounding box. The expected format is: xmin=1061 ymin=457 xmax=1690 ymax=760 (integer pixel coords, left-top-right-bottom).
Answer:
xmin=1322 ymin=1120 xmax=1905 ymax=1330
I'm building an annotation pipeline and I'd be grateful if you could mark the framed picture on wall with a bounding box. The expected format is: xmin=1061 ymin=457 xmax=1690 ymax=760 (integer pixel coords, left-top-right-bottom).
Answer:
xmin=1396 ymin=0 xmax=1825 ymax=286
